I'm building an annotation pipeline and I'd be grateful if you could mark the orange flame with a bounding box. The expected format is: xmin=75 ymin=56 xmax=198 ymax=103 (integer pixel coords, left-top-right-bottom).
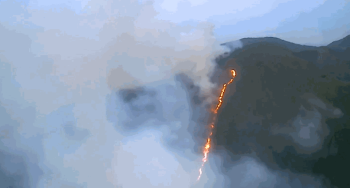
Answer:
xmin=197 ymin=69 xmax=236 ymax=181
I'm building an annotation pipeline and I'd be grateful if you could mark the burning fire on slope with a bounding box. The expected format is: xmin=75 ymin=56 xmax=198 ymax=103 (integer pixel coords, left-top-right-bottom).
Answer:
xmin=197 ymin=69 xmax=236 ymax=181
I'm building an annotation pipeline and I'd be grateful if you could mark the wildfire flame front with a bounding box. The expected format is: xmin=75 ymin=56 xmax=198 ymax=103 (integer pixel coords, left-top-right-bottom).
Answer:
xmin=197 ymin=69 xmax=236 ymax=181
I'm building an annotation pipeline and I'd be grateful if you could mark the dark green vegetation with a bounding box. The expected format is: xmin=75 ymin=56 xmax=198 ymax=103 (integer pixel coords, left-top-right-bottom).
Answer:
xmin=212 ymin=35 xmax=350 ymax=187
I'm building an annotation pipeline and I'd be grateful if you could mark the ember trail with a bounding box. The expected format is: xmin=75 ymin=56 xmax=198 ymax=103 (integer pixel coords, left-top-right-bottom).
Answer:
xmin=197 ymin=69 xmax=236 ymax=181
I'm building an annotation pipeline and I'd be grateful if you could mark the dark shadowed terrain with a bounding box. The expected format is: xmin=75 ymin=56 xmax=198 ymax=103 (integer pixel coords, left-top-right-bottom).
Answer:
xmin=211 ymin=35 xmax=350 ymax=188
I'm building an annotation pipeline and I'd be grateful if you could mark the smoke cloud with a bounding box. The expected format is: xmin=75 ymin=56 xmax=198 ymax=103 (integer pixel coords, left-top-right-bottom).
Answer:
xmin=0 ymin=0 xmax=228 ymax=187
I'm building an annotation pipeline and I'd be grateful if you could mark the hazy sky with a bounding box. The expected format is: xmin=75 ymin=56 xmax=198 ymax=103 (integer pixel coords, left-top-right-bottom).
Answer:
xmin=3 ymin=0 xmax=349 ymax=45
xmin=0 ymin=0 xmax=349 ymax=188
xmin=154 ymin=0 xmax=350 ymax=45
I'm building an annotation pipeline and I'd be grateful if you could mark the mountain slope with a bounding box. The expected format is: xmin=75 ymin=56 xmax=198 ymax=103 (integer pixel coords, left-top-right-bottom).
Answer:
xmin=327 ymin=34 xmax=350 ymax=51
xmin=212 ymin=35 xmax=350 ymax=188
xmin=222 ymin=37 xmax=317 ymax=52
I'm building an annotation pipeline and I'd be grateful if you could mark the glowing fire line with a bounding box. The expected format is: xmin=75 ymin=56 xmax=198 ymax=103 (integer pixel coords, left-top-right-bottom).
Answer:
xmin=197 ymin=69 xmax=236 ymax=181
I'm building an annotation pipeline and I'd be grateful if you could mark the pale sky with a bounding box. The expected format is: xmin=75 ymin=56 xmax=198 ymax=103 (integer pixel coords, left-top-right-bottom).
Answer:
xmin=4 ymin=0 xmax=349 ymax=45
xmin=153 ymin=0 xmax=350 ymax=45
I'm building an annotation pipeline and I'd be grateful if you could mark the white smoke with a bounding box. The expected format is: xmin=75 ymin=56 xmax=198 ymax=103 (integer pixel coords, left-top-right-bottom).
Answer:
xmin=0 ymin=0 xmax=228 ymax=187
xmin=271 ymin=93 xmax=343 ymax=154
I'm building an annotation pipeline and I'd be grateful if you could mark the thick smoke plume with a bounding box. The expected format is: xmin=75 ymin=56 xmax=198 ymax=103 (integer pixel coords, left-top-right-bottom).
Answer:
xmin=0 ymin=0 xmax=229 ymax=187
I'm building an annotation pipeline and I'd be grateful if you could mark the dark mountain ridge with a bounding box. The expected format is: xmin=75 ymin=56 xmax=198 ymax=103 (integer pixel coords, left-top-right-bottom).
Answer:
xmin=222 ymin=34 xmax=350 ymax=52
xmin=218 ymin=35 xmax=350 ymax=69
xmin=212 ymin=34 xmax=350 ymax=188
xmin=327 ymin=34 xmax=350 ymax=51
xmin=222 ymin=37 xmax=317 ymax=52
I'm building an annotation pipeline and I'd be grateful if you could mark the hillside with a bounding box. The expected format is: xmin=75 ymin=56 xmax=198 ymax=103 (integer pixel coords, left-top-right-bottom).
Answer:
xmin=222 ymin=37 xmax=317 ymax=52
xmin=327 ymin=35 xmax=350 ymax=52
xmin=212 ymin=35 xmax=350 ymax=188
